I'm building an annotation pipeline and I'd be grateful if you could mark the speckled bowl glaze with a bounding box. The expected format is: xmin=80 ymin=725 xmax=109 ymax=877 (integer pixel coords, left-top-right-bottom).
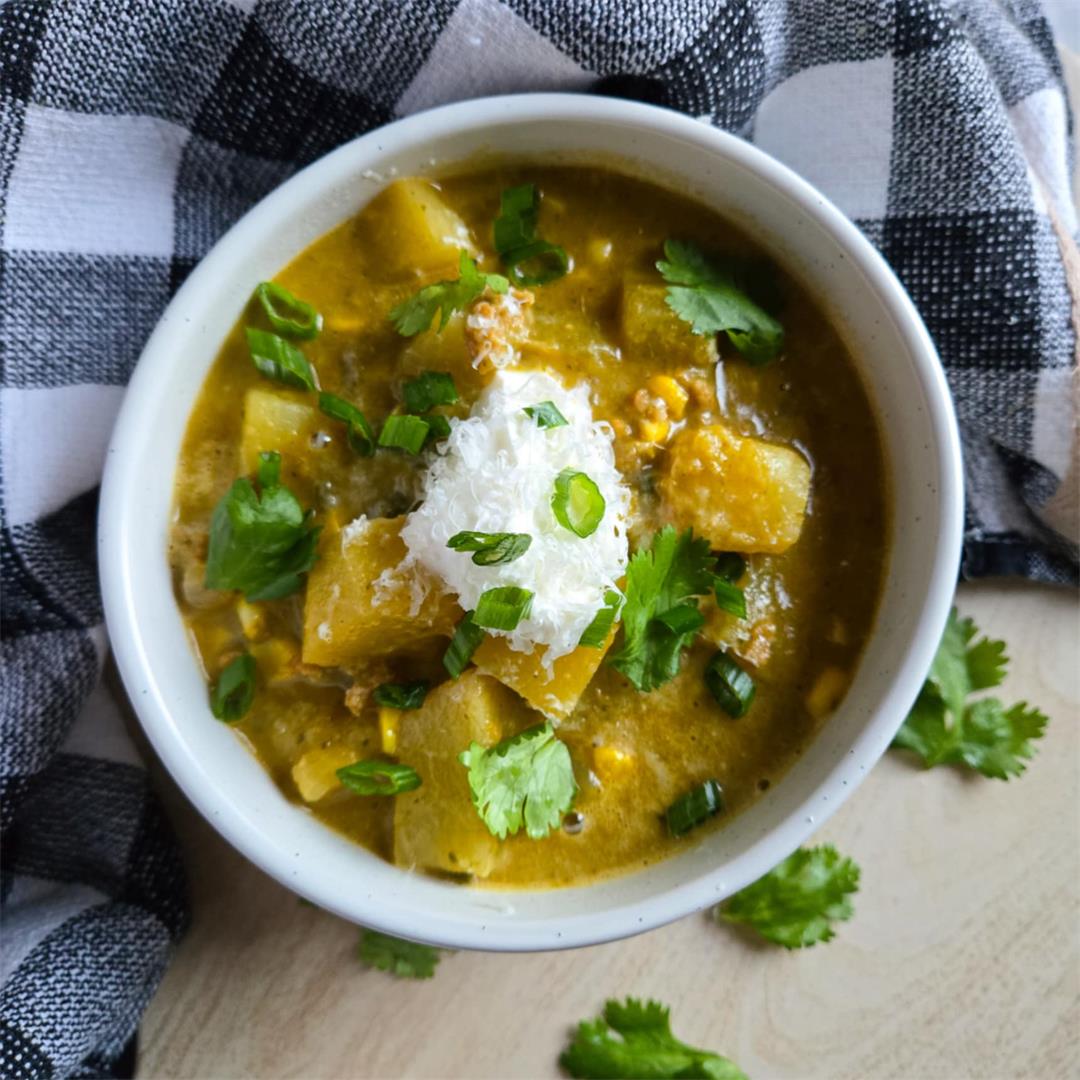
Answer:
xmin=99 ymin=94 xmax=963 ymax=951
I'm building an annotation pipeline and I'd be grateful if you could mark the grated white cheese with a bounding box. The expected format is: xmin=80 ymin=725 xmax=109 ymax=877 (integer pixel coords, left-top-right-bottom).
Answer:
xmin=401 ymin=370 xmax=630 ymax=665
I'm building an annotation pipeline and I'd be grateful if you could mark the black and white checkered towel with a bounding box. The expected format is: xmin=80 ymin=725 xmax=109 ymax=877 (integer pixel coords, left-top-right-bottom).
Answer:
xmin=2 ymin=1 xmax=1077 ymax=1076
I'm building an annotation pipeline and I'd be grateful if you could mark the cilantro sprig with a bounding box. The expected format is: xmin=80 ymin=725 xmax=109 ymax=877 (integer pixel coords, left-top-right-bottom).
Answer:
xmin=389 ymin=251 xmax=508 ymax=336
xmin=561 ymin=998 xmax=747 ymax=1080
xmin=459 ymin=722 xmax=577 ymax=840
xmin=493 ymin=183 xmax=569 ymax=286
xmin=892 ymin=608 xmax=1048 ymax=779
xmin=204 ymin=452 xmax=320 ymax=601
xmin=657 ymin=239 xmax=783 ymax=364
xmin=609 ymin=527 xmax=717 ymax=691
xmin=715 ymin=844 xmax=860 ymax=949
xmin=358 ymin=929 xmax=442 ymax=980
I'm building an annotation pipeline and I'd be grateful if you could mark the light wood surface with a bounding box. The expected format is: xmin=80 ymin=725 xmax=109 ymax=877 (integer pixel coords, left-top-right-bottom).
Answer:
xmin=136 ymin=581 xmax=1079 ymax=1080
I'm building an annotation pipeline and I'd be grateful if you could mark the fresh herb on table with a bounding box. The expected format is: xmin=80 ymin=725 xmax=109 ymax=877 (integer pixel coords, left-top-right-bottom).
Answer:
xmin=447 ymin=530 xmax=533 ymax=566
xmin=493 ymin=183 xmax=569 ymax=286
xmin=204 ymin=451 xmax=321 ymax=601
xmin=317 ymin=392 xmax=376 ymax=456
xmin=892 ymin=608 xmax=1048 ymax=779
xmin=357 ymin=929 xmax=442 ymax=980
xmin=389 ymin=251 xmax=509 ymax=336
xmin=245 ymin=327 xmax=318 ymax=390
xmin=372 ymin=681 xmax=429 ymax=711
xmin=714 ymin=844 xmax=860 ymax=949
xmin=254 ymin=281 xmax=323 ymax=340
xmin=209 ymin=652 xmax=256 ymax=722
xmin=657 ymin=238 xmax=783 ymax=364
xmin=609 ymin=526 xmax=717 ymax=691
xmin=561 ymin=998 xmax=747 ymax=1080
xmin=460 ymin=722 xmax=577 ymax=840
xmin=336 ymin=760 xmax=422 ymax=796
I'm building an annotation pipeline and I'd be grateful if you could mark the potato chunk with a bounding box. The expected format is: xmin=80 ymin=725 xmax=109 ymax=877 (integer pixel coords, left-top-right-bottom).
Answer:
xmin=660 ymin=424 xmax=810 ymax=553
xmin=302 ymin=517 xmax=459 ymax=667
xmin=620 ymin=279 xmax=717 ymax=367
xmin=361 ymin=179 xmax=476 ymax=278
xmin=472 ymin=630 xmax=615 ymax=721
xmin=241 ymin=387 xmax=321 ymax=474
xmin=393 ymin=672 xmax=515 ymax=877
xmin=292 ymin=746 xmax=357 ymax=803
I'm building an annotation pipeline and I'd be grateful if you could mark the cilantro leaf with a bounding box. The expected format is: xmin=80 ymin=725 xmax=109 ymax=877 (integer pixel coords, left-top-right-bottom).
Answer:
xmin=389 ymin=251 xmax=508 ymax=336
xmin=459 ymin=722 xmax=576 ymax=840
xmin=560 ymin=997 xmax=747 ymax=1080
xmin=715 ymin=844 xmax=860 ymax=949
xmin=657 ymin=239 xmax=783 ymax=364
xmin=204 ymin=451 xmax=321 ymax=601
xmin=357 ymin=929 xmax=442 ymax=979
xmin=609 ymin=527 xmax=716 ymax=691
xmin=892 ymin=608 xmax=1047 ymax=779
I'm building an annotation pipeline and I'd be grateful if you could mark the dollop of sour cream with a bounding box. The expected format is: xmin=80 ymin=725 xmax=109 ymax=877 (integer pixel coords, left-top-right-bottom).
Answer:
xmin=402 ymin=369 xmax=630 ymax=665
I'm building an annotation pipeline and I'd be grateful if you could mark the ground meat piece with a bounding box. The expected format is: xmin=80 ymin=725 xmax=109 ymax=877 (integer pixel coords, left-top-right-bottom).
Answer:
xmin=464 ymin=287 xmax=534 ymax=370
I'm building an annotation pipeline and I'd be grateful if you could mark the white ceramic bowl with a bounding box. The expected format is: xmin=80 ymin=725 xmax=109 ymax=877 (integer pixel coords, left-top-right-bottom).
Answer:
xmin=100 ymin=94 xmax=963 ymax=951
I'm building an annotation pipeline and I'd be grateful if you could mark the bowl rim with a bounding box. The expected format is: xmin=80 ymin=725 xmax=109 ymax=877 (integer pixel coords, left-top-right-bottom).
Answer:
xmin=100 ymin=92 xmax=964 ymax=950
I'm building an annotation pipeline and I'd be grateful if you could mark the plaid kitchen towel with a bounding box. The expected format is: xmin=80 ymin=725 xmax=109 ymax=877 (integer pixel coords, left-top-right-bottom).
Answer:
xmin=1 ymin=0 xmax=1077 ymax=1076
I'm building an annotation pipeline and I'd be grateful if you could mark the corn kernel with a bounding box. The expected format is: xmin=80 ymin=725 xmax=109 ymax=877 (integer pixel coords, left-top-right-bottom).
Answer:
xmin=250 ymin=638 xmax=298 ymax=683
xmin=236 ymin=600 xmax=266 ymax=641
xmin=379 ymin=706 xmax=400 ymax=755
xmin=291 ymin=746 xmax=357 ymax=803
xmin=592 ymin=744 xmax=634 ymax=784
xmin=647 ymin=375 xmax=689 ymax=420
xmin=806 ymin=666 xmax=850 ymax=719
xmin=638 ymin=417 xmax=669 ymax=444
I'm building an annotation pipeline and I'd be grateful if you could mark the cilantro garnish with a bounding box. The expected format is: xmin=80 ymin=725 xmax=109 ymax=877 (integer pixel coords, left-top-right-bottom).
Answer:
xmin=657 ymin=239 xmax=783 ymax=364
xmin=204 ymin=452 xmax=320 ymax=601
xmin=560 ymin=998 xmax=747 ymax=1080
xmin=609 ymin=526 xmax=717 ymax=691
xmin=357 ymin=929 xmax=442 ymax=980
xmin=493 ymin=183 xmax=569 ymax=286
xmin=715 ymin=844 xmax=860 ymax=949
xmin=459 ymin=722 xmax=577 ymax=840
xmin=389 ymin=251 xmax=508 ymax=336
xmin=892 ymin=608 xmax=1048 ymax=779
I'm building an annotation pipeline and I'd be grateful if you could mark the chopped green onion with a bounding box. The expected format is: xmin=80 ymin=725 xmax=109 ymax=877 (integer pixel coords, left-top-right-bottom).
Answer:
xmin=372 ymin=681 xmax=428 ymax=711
xmin=255 ymin=281 xmax=322 ymax=340
xmin=474 ymin=586 xmax=534 ymax=631
xmin=523 ymin=401 xmax=568 ymax=429
xmin=502 ymin=240 xmax=569 ymax=287
xmin=666 ymin=779 xmax=725 ymax=837
xmin=403 ymin=370 xmax=458 ymax=413
xmin=256 ymin=450 xmax=281 ymax=488
xmin=714 ymin=553 xmax=747 ymax=582
xmin=318 ymin=392 xmax=375 ymax=456
xmin=444 ymin=611 xmax=486 ymax=678
xmin=551 ymin=468 xmax=605 ymax=538
xmin=378 ymin=414 xmax=431 ymax=454
xmin=245 ymin=328 xmax=317 ymax=391
xmin=655 ymin=602 xmax=705 ymax=636
xmin=713 ymin=580 xmax=747 ymax=620
xmin=336 ymin=760 xmax=422 ymax=796
xmin=447 ymin=531 xmax=532 ymax=566
xmin=579 ymin=589 xmax=623 ymax=647
xmin=705 ymin=650 xmax=756 ymax=718
xmin=210 ymin=653 xmax=256 ymax=722
xmin=425 ymin=413 xmax=452 ymax=441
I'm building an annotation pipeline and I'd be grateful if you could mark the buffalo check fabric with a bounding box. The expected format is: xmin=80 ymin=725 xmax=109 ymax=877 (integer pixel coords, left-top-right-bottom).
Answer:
xmin=1 ymin=0 xmax=1077 ymax=1075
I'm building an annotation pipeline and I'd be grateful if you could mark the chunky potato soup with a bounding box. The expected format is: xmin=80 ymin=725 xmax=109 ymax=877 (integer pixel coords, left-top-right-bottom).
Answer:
xmin=170 ymin=165 xmax=888 ymax=888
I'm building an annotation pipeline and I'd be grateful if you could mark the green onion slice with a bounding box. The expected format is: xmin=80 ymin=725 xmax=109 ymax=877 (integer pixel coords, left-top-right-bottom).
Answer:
xmin=523 ymin=401 xmax=568 ymax=429
xmin=447 ymin=531 xmax=532 ymax=566
xmin=210 ymin=653 xmax=256 ymax=722
xmin=655 ymin=602 xmax=705 ymax=636
xmin=704 ymin=650 xmax=756 ymax=718
xmin=255 ymin=281 xmax=322 ymax=340
xmin=502 ymin=240 xmax=569 ymax=287
xmin=474 ymin=586 xmax=534 ymax=631
xmin=425 ymin=413 xmax=452 ymax=442
xmin=372 ymin=681 xmax=428 ymax=711
xmin=551 ymin=468 xmax=605 ymax=538
xmin=378 ymin=414 xmax=431 ymax=454
xmin=666 ymin=779 xmax=725 ymax=837
xmin=444 ymin=611 xmax=486 ymax=678
xmin=713 ymin=552 xmax=747 ymax=582
xmin=245 ymin=328 xmax=317 ymax=391
xmin=318 ymin=392 xmax=375 ymax=456
xmin=713 ymin=579 xmax=747 ymax=620
xmin=403 ymin=370 xmax=458 ymax=413
xmin=579 ymin=589 xmax=623 ymax=648
xmin=336 ymin=760 xmax=422 ymax=796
